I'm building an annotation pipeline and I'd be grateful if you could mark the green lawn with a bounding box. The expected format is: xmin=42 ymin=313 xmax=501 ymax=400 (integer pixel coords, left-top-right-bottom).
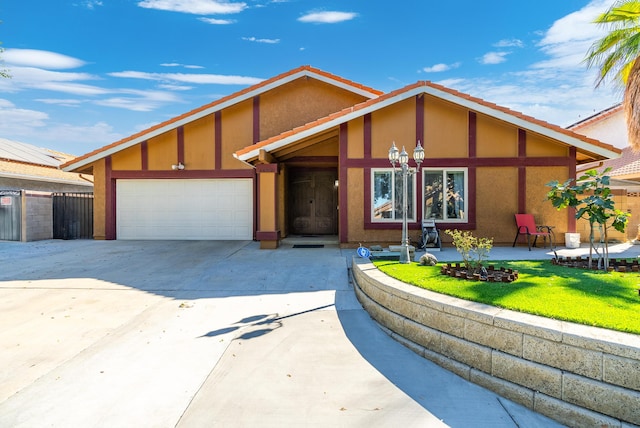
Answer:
xmin=374 ymin=259 xmax=640 ymax=335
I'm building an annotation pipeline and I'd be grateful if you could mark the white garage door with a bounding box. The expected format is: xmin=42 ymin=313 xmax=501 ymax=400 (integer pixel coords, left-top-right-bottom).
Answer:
xmin=116 ymin=179 xmax=253 ymax=240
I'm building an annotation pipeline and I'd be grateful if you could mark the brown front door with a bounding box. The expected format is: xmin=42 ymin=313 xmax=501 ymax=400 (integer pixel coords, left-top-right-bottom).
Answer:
xmin=289 ymin=168 xmax=338 ymax=235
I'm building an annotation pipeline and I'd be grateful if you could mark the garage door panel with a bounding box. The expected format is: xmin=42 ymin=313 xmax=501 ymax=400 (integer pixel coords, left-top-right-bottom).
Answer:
xmin=116 ymin=179 xmax=253 ymax=240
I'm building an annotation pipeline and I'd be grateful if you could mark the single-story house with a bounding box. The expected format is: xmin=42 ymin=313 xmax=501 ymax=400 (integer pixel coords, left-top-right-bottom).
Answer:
xmin=62 ymin=65 xmax=621 ymax=248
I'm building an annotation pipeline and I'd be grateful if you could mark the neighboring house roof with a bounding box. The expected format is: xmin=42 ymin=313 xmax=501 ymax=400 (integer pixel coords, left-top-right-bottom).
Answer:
xmin=0 ymin=138 xmax=93 ymax=187
xmin=579 ymin=146 xmax=640 ymax=181
xmin=568 ymin=103 xmax=623 ymax=131
xmin=0 ymin=137 xmax=68 ymax=167
xmin=235 ymin=80 xmax=621 ymax=164
xmin=62 ymin=65 xmax=383 ymax=172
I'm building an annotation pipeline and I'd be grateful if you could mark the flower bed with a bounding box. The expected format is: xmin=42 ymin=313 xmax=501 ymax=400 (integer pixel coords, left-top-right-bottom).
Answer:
xmin=552 ymin=256 xmax=640 ymax=272
xmin=440 ymin=263 xmax=519 ymax=282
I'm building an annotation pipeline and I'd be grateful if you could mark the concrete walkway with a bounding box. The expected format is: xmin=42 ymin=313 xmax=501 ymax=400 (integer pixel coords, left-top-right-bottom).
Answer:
xmin=0 ymin=239 xmax=571 ymax=427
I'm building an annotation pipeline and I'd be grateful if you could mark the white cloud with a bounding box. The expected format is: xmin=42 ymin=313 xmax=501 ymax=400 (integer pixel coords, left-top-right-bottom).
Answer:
xmin=158 ymin=84 xmax=193 ymax=91
xmin=422 ymin=63 xmax=461 ymax=73
xmin=533 ymin=0 xmax=611 ymax=73
xmin=494 ymin=39 xmax=524 ymax=48
xmin=160 ymin=62 xmax=205 ymax=69
xmin=298 ymin=11 xmax=357 ymax=24
xmin=3 ymin=49 xmax=86 ymax=70
xmin=241 ymin=36 xmax=280 ymax=44
xmin=32 ymin=81 xmax=110 ymax=96
xmin=198 ymin=17 xmax=235 ymax=24
xmin=480 ymin=51 xmax=510 ymax=65
xmin=75 ymin=0 xmax=103 ymax=9
xmin=137 ymin=0 xmax=247 ymax=15
xmin=434 ymin=1 xmax=622 ymax=128
xmin=36 ymin=98 xmax=85 ymax=107
xmin=109 ymin=70 xmax=264 ymax=85
xmin=0 ymin=99 xmax=49 ymax=134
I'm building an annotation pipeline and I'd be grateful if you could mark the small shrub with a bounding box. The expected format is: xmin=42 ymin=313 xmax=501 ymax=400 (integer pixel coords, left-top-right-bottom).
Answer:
xmin=445 ymin=229 xmax=493 ymax=272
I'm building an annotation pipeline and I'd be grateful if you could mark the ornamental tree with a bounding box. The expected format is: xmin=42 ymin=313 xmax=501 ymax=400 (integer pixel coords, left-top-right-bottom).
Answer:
xmin=546 ymin=168 xmax=629 ymax=269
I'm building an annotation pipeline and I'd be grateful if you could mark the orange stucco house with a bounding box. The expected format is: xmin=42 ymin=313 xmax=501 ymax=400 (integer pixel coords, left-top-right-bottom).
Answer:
xmin=62 ymin=65 xmax=621 ymax=249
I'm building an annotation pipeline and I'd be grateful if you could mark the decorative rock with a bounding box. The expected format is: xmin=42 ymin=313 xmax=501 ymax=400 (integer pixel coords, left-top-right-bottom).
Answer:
xmin=419 ymin=252 xmax=438 ymax=266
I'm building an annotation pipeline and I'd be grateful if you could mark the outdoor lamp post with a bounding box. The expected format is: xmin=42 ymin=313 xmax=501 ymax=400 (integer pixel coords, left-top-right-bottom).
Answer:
xmin=388 ymin=140 xmax=424 ymax=263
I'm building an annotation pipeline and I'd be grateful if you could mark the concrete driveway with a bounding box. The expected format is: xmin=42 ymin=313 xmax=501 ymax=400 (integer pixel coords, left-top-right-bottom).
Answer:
xmin=0 ymin=240 xmax=561 ymax=427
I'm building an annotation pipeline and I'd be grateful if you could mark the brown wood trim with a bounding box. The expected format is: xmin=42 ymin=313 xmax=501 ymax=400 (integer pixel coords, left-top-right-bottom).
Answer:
xmin=416 ymin=94 xmax=424 ymax=146
xmin=284 ymin=156 xmax=339 ymax=164
xmin=342 ymin=156 xmax=572 ymax=169
xmin=253 ymin=96 xmax=260 ymax=145
xmin=364 ymin=113 xmax=372 ymax=159
xmin=518 ymin=128 xmax=526 ymax=158
xmin=256 ymin=163 xmax=278 ymax=173
xmin=177 ymin=126 xmax=185 ymax=164
xmin=568 ymin=146 xmax=577 ymax=232
xmin=110 ymin=170 xmax=255 ymax=179
xmin=339 ymin=123 xmax=349 ymax=243
xmin=468 ymin=111 xmax=477 ymax=159
xmin=518 ymin=167 xmax=526 ymax=213
xmin=141 ymin=140 xmax=148 ymax=171
xmin=364 ymin=221 xmax=477 ymax=231
xmin=517 ymin=129 xmax=527 ymax=213
xmin=363 ymin=167 xmax=371 ymax=228
xmin=105 ymin=156 xmax=115 ymax=240
xmin=215 ymin=111 xmax=222 ymax=170
xmin=256 ymin=230 xmax=280 ymax=241
xmin=468 ymin=166 xmax=477 ymax=225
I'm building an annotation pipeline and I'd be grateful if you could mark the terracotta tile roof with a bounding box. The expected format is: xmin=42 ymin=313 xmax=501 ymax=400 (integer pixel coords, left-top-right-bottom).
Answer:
xmin=235 ymin=80 xmax=620 ymax=160
xmin=583 ymin=146 xmax=640 ymax=179
xmin=62 ymin=65 xmax=382 ymax=171
xmin=0 ymin=158 xmax=92 ymax=185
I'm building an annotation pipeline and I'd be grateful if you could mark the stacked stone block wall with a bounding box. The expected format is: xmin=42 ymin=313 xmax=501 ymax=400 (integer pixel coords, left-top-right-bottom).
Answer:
xmin=352 ymin=259 xmax=640 ymax=428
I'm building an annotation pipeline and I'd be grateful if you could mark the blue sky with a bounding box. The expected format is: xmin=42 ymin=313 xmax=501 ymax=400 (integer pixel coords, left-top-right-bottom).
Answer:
xmin=0 ymin=0 xmax=624 ymax=155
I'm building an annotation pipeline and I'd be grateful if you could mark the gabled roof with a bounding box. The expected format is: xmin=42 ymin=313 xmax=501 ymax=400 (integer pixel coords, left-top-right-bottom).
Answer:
xmin=235 ymin=80 xmax=621 ymax=164
xmin=62 ymin=65 xmax=382 ymax=172
xmin=568 ymin=103 xmax=623 ymax=131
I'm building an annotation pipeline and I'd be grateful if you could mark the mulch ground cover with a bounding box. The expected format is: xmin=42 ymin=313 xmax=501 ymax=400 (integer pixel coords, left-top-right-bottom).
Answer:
xmin=440 ymin=263 xmax=519 ymax=282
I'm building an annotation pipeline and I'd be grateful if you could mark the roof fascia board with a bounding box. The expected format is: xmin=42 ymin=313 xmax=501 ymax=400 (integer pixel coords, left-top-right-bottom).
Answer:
xmin=236 ymin=87 xmax=417 ymax=161
xmin=423 ymin=85 xmax=621 ymax=159
xmin=64 ymin=69 xmax=380 ymax=172
xmin=0 ymin=171 xmax=94 ymax=186
xmin=305 ymin=71 xmax=381 ymax=98
xmin=239 ymin=84 xmax=619 ymax=162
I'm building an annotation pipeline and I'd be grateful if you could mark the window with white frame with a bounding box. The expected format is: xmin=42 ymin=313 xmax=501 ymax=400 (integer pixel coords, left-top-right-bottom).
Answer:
xmin=372 ymin=169 xmax=415 ymax=222
xmin=423 ymin=168 xmax=467 ymax=222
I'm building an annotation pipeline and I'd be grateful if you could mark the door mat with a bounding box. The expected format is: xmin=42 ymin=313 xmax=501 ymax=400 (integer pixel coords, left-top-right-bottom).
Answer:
xmin=292 ymin=244 xmax=324 ymax=248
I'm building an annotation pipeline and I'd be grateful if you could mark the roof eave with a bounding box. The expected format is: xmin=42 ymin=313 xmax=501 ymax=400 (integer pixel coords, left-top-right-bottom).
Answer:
xmin=63 ymin=67 xmax=381 ymax=172
xmin=237 ymin=83 xmax=621 ymax=162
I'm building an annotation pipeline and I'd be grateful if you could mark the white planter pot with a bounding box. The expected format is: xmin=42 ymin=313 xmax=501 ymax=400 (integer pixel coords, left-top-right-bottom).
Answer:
xmin=565 ymin=233 xmax=581 ymax=249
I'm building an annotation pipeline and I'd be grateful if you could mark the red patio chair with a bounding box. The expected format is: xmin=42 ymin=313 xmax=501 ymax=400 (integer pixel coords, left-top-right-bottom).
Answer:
xmin=512 ymin=214 xmax=554 ymax=251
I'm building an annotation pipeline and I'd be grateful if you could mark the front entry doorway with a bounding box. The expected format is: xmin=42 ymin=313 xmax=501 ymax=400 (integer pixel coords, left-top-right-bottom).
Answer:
xmin=288 ymin=168 xmax=338 ymax=235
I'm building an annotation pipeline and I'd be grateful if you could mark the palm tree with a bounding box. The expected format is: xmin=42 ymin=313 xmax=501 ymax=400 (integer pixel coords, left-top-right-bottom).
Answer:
xmin=584 ymin=0 xmax=640 ymax=149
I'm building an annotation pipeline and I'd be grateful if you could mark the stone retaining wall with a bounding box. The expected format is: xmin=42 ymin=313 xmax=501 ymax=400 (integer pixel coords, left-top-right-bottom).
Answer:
xmin=352 ymin=258 xmax=640 ymax=428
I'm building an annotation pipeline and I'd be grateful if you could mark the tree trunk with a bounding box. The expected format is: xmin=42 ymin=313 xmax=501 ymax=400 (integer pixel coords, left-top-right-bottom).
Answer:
xmin=624 ymin=57 xmax=640 ymax=151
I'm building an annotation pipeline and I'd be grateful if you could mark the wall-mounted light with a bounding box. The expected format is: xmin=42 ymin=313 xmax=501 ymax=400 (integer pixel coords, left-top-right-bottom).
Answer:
xmin=171 ymin=162 xmax=185 ymax=170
